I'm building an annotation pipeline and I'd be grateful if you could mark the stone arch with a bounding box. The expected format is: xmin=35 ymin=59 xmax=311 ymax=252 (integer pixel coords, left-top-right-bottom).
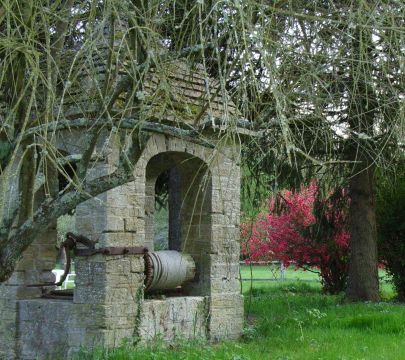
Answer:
xmin=144 ymin=150 xmax=213 ymax=296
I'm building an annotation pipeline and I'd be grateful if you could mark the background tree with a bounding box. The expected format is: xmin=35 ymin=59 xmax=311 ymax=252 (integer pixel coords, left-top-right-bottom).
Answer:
xmin=239 ymin=0 xmax=404 ymax=301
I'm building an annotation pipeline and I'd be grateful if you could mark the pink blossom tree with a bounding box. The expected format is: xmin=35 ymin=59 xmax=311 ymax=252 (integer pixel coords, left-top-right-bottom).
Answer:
xmin=242 ymin=181 xmax=350 ymax=294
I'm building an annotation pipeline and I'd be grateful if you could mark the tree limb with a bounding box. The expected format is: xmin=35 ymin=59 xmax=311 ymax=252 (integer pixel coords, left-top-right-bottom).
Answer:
xmin=0 ymin=134 xmax=149 ymax=282
xmin=23 ymin=117 xmax=216 ymax=148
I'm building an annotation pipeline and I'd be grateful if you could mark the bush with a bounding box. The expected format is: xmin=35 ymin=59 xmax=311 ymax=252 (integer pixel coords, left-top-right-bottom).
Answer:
xmin=241 ymin=181 xmax=350 ymax=294
xmin=377 ymin=161 xmax=405 ymax=300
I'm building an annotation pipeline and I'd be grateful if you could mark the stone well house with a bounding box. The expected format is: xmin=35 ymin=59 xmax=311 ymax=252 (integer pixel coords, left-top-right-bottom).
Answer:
xmin=0 ymin=24 xmax=250 ymax=359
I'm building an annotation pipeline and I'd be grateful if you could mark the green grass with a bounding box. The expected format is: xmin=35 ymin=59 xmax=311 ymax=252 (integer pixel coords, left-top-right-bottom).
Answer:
xmin=240 ymin=264 xmax=320 ymax=282
xmin=77 ymin=268 xmax=405 ymax=360
xmin=240 ymin=265 xmax=395 ymax=299
xmin=240 ymin=283 xmax=405 ymax=360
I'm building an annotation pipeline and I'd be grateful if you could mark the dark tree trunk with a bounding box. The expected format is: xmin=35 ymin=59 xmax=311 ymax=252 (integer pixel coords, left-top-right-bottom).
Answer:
xmin=344 ymin=22 xmax=380 ymax=302
xmin=346 ymin=163 xmax=380 ymax=302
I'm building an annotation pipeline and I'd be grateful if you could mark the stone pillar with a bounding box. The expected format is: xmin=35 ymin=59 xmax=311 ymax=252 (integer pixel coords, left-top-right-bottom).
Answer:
xmin=208 ymin=147 xmax=244 ymax=340
xmin=144 ymin=178 xmax=155 ymax=251
xmin=71 ymin=133 xmax=145 ymax=351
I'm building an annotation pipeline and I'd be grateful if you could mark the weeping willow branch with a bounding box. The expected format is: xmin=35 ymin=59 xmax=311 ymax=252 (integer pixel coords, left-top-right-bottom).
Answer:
xmin=22 ymin=117 xmax=215 ymax=148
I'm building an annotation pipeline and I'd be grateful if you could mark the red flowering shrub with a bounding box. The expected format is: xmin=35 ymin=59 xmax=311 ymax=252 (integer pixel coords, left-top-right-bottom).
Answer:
xmin=242 ymin=181 xmax=350 ymax=294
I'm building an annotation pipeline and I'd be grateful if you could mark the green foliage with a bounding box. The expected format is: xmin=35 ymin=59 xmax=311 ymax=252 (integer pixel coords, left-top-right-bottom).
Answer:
xmin=153 ymin=206 xmax=169 ymax=250
xmin=240 ymin=165 xmax=271 ymax=219
xmin=377 ymin=159 xmax=405 ymax=300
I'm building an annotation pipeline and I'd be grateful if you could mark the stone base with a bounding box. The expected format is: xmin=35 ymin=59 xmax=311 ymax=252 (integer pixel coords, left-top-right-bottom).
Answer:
xmin=18 ymin=299 xmax=75 ymax=360
xmin=18 ymin=299 xmax=108 ymax=359
xmin=139 ymin=296 xmax=208 ymax=341
xmin=15 ymin=296 xmax=214 ymax=359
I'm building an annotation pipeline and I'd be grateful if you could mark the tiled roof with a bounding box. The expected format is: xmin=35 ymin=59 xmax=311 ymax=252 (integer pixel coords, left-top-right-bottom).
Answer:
xmin=57 ymin=45 xmax=238 ymax=126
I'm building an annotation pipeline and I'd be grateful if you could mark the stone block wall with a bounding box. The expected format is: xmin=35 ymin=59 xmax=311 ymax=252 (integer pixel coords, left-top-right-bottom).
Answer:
xmin=0 ymin=218 xmax=57 ymax=359
xmin=18 ymin=298 xmax=119 ymax=359
xmin=72 ymin=132 xmax=145 ymax=350
xmin=139 ymin=297 xmax=208 ymax=341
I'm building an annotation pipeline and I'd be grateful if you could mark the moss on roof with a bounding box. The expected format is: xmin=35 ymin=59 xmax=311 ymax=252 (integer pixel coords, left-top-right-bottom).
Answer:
xmin=57 ymin=45 xmax=238 ymax=126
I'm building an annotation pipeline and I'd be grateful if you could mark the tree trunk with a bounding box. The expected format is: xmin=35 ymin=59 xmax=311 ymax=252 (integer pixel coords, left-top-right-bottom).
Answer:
xmin=18 ymin=146 xmax=36 ymax=226
xmin=346 ymin=164 xmax=380 ymax=302
xmin=345 ymin=20 xmax=380 ymax=302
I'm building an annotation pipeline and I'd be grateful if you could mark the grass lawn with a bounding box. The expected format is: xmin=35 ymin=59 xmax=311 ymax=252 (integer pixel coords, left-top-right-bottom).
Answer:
xmin=239 ymin=265 xmax=394 ymax=298
xmin=77 ymin=267 xmax=405 ymax=360
xmin=240 ymin=264 xmax=322 ymax=282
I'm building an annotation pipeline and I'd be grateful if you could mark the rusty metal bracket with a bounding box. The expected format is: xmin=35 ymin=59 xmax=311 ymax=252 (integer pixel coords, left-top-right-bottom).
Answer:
xmin=28 ymin=233 xmax=147 ymax=290
xmin=74 ymin=246 xmax=148 ymax=257
xmin=144 ymin=252 xmax=154 ymax=290
xmin=28 ymin=232 xmax=95 ymax=288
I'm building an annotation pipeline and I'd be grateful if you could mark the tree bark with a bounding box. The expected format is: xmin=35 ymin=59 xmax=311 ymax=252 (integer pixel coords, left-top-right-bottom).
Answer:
xmin=17 ymin=146 xmax=36 ymax=226
xmin=0 ymin=166 xmax=134 ymax=282
xmin=345 ymin=21 xmax=380 ymax=303
xmin=346 ymin=162 xmax=380 ymax=302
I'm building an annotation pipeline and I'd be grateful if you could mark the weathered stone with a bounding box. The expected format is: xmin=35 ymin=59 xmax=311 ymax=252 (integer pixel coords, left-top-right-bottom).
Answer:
xmin=139 ymin=297 xmax=208 ymax=341
xmin=16 ymin=286 xmax=42 ymax=299
xmin=98 ymin=232 xmax=139 ymax=247
xmin=74 ymin=285 xmax=106 ymax=304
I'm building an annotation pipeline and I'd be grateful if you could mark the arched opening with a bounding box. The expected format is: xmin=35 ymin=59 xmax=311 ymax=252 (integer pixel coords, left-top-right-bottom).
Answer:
xmin=145 ymin=151 xmax=212 ymax=296
xmin=153 ymin=167 xmax=183 ymax=251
